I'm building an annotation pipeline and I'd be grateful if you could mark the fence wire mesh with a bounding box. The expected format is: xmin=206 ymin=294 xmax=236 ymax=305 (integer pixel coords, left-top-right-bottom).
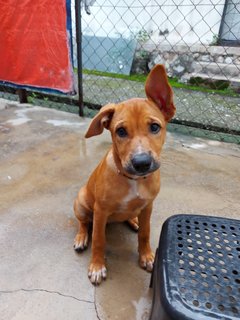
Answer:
xmin=78 ymin=0 xmax=240 ymax=144
xmin=0 ymin=0 xmax=239 ymax=144
xmin=0 ymin=85 xmax=81 ymax=115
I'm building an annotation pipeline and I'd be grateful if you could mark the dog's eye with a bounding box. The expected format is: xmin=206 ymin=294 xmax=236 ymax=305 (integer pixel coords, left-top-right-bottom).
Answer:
xmin=150 ymin=123 xmax=161 ymax=134
xmin=116 ymin=127 xmax=128 ymax=138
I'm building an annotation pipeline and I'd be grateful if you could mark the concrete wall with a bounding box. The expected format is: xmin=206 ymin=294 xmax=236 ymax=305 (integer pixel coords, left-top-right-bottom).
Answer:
xmin=80 ymin=0 xmax=225 ymax=45
xmin=70 ymin=1 xmax=240 ymax=88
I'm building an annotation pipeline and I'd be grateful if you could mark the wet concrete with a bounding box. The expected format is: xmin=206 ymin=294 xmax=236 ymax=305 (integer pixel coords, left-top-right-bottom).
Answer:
xmin=0 ymin=98 xmax=240 ymax=320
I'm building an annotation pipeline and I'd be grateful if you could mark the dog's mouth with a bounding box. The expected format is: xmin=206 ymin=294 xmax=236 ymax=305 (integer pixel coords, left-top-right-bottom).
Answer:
xmin=124 ymin=153 xmax=160 ymax=177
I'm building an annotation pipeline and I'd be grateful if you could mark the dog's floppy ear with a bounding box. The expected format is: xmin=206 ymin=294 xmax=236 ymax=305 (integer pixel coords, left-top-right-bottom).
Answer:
xmin=85 ymin=104 xmax=116 ymax=138
xmin=145 ymin=64 xmax=176 ymax=122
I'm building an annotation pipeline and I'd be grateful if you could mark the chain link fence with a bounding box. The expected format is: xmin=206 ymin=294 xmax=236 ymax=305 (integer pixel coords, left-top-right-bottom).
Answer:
xmin=0 ymin=85 xmax=81 ymax=115
xmin=0 ymin=0 xmax=239 ymax=144
xmin=78 ymin=0 xmax=240 ymax=144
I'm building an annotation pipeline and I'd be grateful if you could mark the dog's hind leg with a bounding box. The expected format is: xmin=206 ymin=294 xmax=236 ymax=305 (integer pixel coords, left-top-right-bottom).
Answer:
xmin=127 ymin=217 xmax=139 ymax=232
xmin=73 ymin=187 xmax=92 ymax=252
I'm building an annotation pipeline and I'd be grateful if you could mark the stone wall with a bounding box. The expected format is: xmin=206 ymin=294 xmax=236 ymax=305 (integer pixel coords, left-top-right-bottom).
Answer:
xmin=132 ymin=44 xmax=240 ymax=89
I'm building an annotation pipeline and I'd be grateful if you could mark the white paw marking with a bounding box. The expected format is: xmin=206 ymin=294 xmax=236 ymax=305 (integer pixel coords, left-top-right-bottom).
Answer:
xmin=132 ymin=223 xmax=139 ymax=231
xmin=88 ymin=266 xmax=107 ymax=284
xmin=74 ymin=234 xmax=88 ymax=251
xmin=146 ymin=260 xmax=154 ymax=272
xmin=140 ymin=255 xmax=154 ymax=272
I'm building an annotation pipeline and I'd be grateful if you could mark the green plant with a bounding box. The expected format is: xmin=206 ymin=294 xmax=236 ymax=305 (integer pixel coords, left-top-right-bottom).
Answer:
xmin=210 ymin=34 xmax=220 ymax=46
xmin=136 ymin=29 xmax=152 ymax=44
xmin=28 ymin=92 xmax=37 ymax=104
xmin=189 ymin=77 xmax=230 ymax=90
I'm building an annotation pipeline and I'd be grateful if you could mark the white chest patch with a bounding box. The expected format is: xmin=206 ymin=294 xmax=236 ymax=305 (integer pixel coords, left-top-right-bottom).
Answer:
xmin=120 ymin=179 xmax=148 ymax=213
xmin=123 ymin=179 xmax=139 ymax=205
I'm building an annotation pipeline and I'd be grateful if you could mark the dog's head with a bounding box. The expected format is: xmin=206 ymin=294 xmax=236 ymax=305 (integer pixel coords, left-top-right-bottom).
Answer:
xmin=85 ymin=64 xmax=176 ymax=177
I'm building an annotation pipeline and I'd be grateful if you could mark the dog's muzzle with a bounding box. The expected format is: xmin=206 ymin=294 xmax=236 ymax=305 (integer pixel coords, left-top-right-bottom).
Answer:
xmin=126 ymin=153 xmax=160 ymax=176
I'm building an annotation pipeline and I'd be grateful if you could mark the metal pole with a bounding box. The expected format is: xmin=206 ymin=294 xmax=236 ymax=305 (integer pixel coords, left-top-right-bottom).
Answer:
xmin=218 ymin=0 xmax=229 ymax=45
xmin=17 ymin=89 xmax=28 ymax=103
xmin=75 ymin=0 xmax=84 ymax=117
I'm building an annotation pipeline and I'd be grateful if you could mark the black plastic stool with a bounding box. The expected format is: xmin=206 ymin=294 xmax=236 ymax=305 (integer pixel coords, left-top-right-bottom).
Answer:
xmin=149 ymin=214 xmax=240 ymax=320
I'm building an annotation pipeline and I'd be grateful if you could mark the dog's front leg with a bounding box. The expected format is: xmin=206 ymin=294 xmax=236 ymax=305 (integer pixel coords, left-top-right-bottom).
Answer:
xmin=138 ymin=203 xmax=155 ymax=272
xmin=88 ymin=204 xmax=107 ymax=285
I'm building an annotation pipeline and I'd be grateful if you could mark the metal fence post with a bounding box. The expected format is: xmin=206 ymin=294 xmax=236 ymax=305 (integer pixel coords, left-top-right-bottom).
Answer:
xmin=17 ymin=89 xmax=28 ymax=103
xmin=75 ymin=0 xmax=84 ymax=117
xmin=218 ymin=0 xmax=229 ymax=45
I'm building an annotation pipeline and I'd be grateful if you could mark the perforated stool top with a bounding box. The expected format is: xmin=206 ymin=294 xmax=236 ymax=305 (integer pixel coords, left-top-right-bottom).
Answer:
xmin=149 ymin=214 xmax=240 ymax=320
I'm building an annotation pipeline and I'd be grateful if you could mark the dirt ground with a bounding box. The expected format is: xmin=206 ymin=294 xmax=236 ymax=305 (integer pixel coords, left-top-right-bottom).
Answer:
xmin=0 ymin=99 xmax=240 ymax=319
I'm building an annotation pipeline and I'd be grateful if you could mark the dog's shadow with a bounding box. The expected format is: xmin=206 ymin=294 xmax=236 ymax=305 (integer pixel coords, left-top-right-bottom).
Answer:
xmin=84 ymin=222 xmax=139 ymax=269
xmin=106 ymin=222 xmax=139 ymax=258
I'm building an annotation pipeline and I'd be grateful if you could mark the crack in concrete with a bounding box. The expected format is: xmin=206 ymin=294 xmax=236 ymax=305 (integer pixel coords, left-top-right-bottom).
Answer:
xmin=1 ymin=288 xmax=102 ymax=319
xmin=94 ymin=287 xmax=102 ymax=320
xmin=0 ymin=288 xmax=94 ymax=305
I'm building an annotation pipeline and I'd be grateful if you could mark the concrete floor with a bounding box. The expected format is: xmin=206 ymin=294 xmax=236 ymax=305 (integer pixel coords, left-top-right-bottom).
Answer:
xmin=0 ymin=98 xmax=240 ymax=320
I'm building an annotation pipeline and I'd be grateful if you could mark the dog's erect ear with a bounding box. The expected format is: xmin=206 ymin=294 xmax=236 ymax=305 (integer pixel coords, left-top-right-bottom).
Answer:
xmin=145 ymin=64 xmax=176 ymax=122
xmin=85 ymin=104 xmax=116 ymax=138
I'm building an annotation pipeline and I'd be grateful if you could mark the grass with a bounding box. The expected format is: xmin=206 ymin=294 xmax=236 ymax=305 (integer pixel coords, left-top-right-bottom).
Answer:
xmin=82 ymin=69 xmax=147 ymax=83
xmin=82 ymin=69 xmax=239 ymax=98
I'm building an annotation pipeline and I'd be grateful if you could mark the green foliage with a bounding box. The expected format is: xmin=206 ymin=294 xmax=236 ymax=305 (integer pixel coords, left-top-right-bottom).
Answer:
xmin=189 ymin=77 xmax=230 ymax=90
xmin=135 ymin=29 xmax=152 ymax=62
xmin=135 ymin=29 xmax=152 ymax=44
xmin=210 ymin=34 xmax=220 ymax=46
xmin=28 ymin=92 xmax=37 ymax=104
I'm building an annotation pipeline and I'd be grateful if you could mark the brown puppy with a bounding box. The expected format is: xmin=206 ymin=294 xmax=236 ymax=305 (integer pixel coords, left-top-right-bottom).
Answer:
xmin=73 ymin=64 xmax=176 ymax=285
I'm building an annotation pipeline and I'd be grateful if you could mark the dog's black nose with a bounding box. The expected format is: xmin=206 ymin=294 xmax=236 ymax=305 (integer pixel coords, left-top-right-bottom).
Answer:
xmin=131 ymin=153 xmax=152 ymax=173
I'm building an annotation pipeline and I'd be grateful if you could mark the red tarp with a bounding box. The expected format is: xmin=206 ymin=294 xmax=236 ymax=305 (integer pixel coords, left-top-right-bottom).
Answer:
xmin=0 ymin=0 xmax=74 ymax=93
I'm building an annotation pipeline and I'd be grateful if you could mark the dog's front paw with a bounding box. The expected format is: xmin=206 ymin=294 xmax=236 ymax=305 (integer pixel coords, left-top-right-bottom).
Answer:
xmin=74 ymin=232 xmax=89 ymax=252
xmin=139 ymin=251 xmax=155 ymax=272
xmin=88 ymin=263 xmax=107 ymax=285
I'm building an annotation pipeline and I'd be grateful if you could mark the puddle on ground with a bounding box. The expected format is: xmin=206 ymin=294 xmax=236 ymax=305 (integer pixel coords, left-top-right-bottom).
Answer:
xmin=45 ymin=119 xmax=85 ymax=127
